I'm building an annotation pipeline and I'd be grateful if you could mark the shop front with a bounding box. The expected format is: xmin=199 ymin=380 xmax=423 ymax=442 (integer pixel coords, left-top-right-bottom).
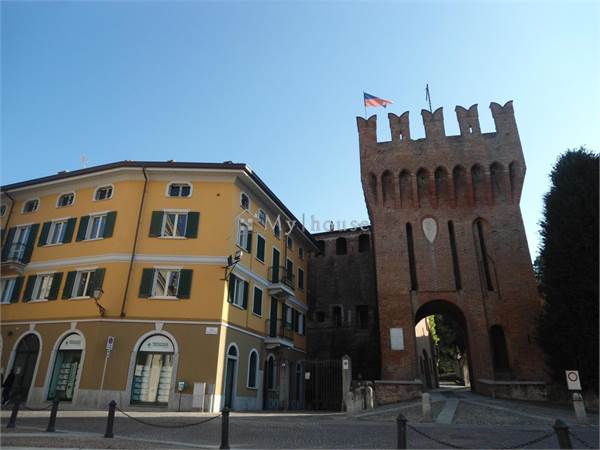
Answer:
xmin=130 ymin=334 xmax=175 ymax=405
xmin=47 ymin=333 xmax=83 ymax=401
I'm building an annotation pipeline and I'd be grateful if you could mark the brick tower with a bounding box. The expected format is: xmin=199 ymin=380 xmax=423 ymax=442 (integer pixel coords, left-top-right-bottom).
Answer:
xmin=357 ymin=101 xmax=546 ymax=399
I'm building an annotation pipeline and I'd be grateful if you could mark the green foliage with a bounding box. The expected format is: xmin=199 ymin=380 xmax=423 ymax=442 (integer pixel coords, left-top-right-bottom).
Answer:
xmin=537 ymin=147 xmax=599 ymax=392
xmin=430 ymin=314 xmax=466 ymax=375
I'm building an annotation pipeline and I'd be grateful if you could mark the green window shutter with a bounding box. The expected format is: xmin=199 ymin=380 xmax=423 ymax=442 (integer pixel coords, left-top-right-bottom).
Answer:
xmin=149 ymin=211 xmax=164 ymax=237
xmin=139 ymin=268 xmax=155 ymax=298
xmin=76 ymin=216 xmax=90 ymax=241
xmin=91 ymin=268 xmax=106 ymax=292
xmin=10 ymin=276 xmax=24 ymax=303
xmin=47 ymin=272 xmax=63 ymax=301
xmin=246 ymin=231 xmax=252 ymax=253
xmin=253 ymin=287 xmax=262 ymax=316
xmin=185 ymin=212 xmax=200 ymax=238
xmin=298 ymin=268 xmax=304 ymax=289
xmin=242 ymin=281 xmax=249 ymax=309
xmin=228 ymin=275 xmax=236 ymax=303
xmin=257 ymin=236 xmax=265 ymax=261
xmin=63 ymin=218 xmax=77 ymax=243
xmin=62 ymin=271 xmax=77 ymax=299
xmin=292 ymin=309 xmax=298 ymax=331
xmin=38 ymin=222 xmax=51 ymax=246
xmin=22 ymin=224 xmax=40 ymax=264
xmin=301 ymin=313 xmax=306 ymax=335
xmin=178 ymin=269 xmax=193 ymax=299
xmin=282 ymin=304 xmax=287 ymax=325
xmin=2 ymin=227 xmax=16 ymax=260
xmin=103 ymin=212 xmax=117 ymax=238
xmin=22 ymin=275 xmax=36 ymax=302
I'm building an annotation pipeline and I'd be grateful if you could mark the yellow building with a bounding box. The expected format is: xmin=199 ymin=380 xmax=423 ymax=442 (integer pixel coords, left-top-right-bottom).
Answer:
xmin=0 ymin=161 xmax=316 ymax=411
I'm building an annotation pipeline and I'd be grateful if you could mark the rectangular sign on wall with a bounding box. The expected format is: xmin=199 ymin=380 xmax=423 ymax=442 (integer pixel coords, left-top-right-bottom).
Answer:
xmin=390 ymin=328 xmax=404 ymax=350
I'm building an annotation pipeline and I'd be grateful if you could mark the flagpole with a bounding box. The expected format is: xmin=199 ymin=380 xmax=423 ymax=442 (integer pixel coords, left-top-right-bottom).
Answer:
xmin=426 ymin=84 xmax=432 ymax=113
xmin=363 ymin=92 xmax=367 ymax=118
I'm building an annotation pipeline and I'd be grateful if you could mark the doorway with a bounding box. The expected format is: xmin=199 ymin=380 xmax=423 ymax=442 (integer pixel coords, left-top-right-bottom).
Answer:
xmin=224 ymin=344 xmax=238 ymax=409
xmin=10 ymin=334 xmax=40 ymax=402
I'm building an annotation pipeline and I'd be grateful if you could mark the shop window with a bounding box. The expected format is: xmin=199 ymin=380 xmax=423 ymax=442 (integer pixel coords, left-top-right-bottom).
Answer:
xmin=131 ymin=334 xmax=175 ymax=405
xmin=47 ymin=333 xmax=84 ymax=401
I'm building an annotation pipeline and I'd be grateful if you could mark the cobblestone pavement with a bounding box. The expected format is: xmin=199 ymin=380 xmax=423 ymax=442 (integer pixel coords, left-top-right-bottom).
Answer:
xmin=1 ymin=390 xmax=598 ymax=449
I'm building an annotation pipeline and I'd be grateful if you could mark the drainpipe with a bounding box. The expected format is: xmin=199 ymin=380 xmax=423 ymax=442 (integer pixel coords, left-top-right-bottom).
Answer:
xmin=120 ymin=167 xmax=148 ymax=318
xmin=2 ymin=191 xmax=15 ymax=246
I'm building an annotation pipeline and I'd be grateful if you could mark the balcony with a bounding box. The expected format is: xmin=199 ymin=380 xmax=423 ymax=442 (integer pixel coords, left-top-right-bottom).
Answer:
xmin=1 ymin=243 xmax=28 ymax=274
xmin=265 ymin=319 xmax=294 ymax=349
xmin=268 ymin=266 xmax=295 ymax=298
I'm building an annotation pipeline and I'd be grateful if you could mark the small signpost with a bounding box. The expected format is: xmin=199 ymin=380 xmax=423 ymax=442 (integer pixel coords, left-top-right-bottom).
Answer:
xmin=565 ymin=370 xmax=581 ymax=391
xmin=98 ymin=336 xmax=115 ymax=407
xmin=566 ymin=370 xmax=589 ymax=424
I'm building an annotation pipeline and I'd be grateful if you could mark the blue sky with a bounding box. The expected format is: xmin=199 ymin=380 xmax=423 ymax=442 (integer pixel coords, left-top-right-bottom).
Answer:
xmin=2 ymin=1 xmax=598 ymax=258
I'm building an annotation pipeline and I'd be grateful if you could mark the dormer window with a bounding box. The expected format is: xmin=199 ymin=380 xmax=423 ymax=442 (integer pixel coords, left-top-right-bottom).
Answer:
xmin=95 ymin=185 xmax=113 ymax=201
xmin=57 ymin=192 xmax=75 ymax=208
xmin=240 ymin=192 xmax=250 ymax=210
xmin=168 ymin=183 xmax=191 ymax=198
xmin=22 ymin=199 xmax=39 ymax=214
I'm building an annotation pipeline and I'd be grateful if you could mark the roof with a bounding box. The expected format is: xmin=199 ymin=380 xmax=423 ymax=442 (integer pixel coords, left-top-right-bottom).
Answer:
xmin=1 ymin=160 xmax=319 ymax=250
xmin=312 ymin=224 xmax=372 ymax=237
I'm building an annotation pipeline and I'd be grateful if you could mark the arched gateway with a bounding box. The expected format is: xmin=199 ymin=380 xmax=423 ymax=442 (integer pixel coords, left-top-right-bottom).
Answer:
xmin=358 ymin=101 xmax=546 ymax=400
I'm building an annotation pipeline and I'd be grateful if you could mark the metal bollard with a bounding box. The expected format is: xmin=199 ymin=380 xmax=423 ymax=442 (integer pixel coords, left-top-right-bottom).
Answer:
xmin=46 ymin=400 xmax=60 ymax=432
xmin=6 ymin=401 xmax=21 ymax=429
xmin=220 ymin=407 xmax=230 ymax=450
xmin=553 ymin=419 xmax=573 ymax=449
xmin=396 ymin=413 xmax=407 ymax=449
xmin=104 ymin=400 xmax=117 ymax=438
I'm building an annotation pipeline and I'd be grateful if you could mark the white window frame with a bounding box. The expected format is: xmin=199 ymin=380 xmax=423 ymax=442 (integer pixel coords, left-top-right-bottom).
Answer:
xmin=252 ymin=286 xmax=263 ymax=317
xmin=56 ymin=192 xmax=75 ymax=208
xmin=237 ymin=220 xmax=250 ymax=249
xmin=161 ymin=211 xmax=188 ymax=238
xmin=46 ymin=219 xmax=69 ymax=246
xmin=0 ymin=277 xmax=17 ymax=304
xmin=8 ymin=225 xmax=32 ymax=260
xmin=240 ymin=192 xmax=251 ymax=210
xmin=86 ymin=213 xmax=108 ymax=240
xmin=94 ymin=184 xmax=114 ymax=201
xmin=255 ymin=233 xmax=266 ymax=263
xmin=266 ymin=354 xmax=277 ymax=390
xmin=30 ymin=273 xmax=54 ymax=302
xmin=71 ymin=270 xmax=94 ymax=299
xmin=230 ymin=275 xmax=245 ymax=308
xmin=21 ymin=198 xmax=39 ymax=214
xmin=257 ymin=209 xmax=267 ymax=227
xmin=151 ymin=268 xmax=181 ymax=299
xmin=166 ymin=182 xmax=192 ymax=198
xmin=246 ymin=349 xmax=259 ymax=389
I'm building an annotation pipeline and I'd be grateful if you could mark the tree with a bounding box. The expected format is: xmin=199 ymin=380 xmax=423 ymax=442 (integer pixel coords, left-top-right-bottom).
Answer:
xmin=430 ymin=314 xmax=466 ymax=376
xmin=537 ymin=148 xmax=599 ymax=392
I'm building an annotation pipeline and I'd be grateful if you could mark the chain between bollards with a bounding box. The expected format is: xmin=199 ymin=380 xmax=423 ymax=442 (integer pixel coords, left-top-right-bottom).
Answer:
xmin=396 ymin=413 xmax=407 ymax=449
xmin=6 ymin=401 xmax=21 ymax=429
xmin=220 ymin=407 xmax=230 ymax=449
xmin=553 ymin=419 xmax=573 ymax=449
xmin=104 ymin=400 xmax=117 ymax=438
xmin=45 ymin=400 xmax=60 ymax=432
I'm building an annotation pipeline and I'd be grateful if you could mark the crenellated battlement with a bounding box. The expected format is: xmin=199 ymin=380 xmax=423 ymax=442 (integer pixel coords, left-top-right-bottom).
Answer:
xmin=357 ymin=101 xmax=518 ymax=146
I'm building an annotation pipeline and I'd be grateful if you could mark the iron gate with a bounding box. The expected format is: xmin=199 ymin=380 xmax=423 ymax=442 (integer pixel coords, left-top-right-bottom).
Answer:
xmin=302 ymin=359 xmax=343 ymax=411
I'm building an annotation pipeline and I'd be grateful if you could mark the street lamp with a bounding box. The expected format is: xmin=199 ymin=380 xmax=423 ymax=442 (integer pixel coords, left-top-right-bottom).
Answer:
xmin=92 ymin=288 xmax=107 ymax=317
xmin=222 ymin=250 xmax=243 ymax=281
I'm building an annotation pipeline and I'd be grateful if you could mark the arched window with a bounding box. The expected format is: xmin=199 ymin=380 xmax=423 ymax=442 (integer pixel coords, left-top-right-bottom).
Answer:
xmin=416 ymin=168 xmax=431 ymax=207
xmin=434 ymin=167 xmax=449 ymax=206
xmin=10 ymin=333 xmax=40 ymax=401
xmin=57 ymin=192 xmax=75 ymax=208
xmin=490 ymin=162 xmax=506 ymax=204
xmin=453 ymin=166 xmax=468 ymax=207
xmin=48 ymin=332 xmax=84 ymax=401
xmin=471 ymin=164 xmax=486 ymax=205
xmin=266 ymin=355 xmax=276 ymax=389
xmin=247 ymin=350 xmax=259 ymax=389
xmin=490 ymin=325 xmax=510 ymax=372
xmin=224 ymin=343 xmax=239 ymax=408
xmin=358 ymin=234 xmax=370 ymax=253
xmin=381 ymin=171 xmax=395 ymax=207
xmin=240 ymin=192 xmax=250 ymax=210
xmin=399 ymin=170 xmax=413 ymax=208
xmin=336 ymin=237 xmax=347 ymax=255
xmin=368 ymin=173 xmax=378 ymax=201
xmin=94 ymin=185 xmax=114 ymax=201
xmin=131 ymin=334 xmax=175 ymax=405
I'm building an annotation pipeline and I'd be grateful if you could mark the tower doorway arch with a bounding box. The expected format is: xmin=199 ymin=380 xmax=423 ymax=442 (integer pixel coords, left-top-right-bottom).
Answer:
xmin=414 ymin=300 xmax=473 ymax=390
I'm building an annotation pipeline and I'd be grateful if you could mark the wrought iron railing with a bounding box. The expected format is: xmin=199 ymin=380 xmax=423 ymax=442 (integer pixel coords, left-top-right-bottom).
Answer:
xmin=265 ymin=319 xmax=294 ymax=340
xmin=268 ymin=266 xmax=295 ymax=289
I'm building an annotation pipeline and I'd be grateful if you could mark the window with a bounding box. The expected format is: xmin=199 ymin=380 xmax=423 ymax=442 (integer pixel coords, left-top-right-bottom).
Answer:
xmin=448 ymin=221 xmax=462 ymax=290
xmin=57 ymin=193 xmax=75 ymax=208
xmin=72 ymin=270 xmax=94 ymax=298
xmin=168 ymin=183 xmax=191 ymax=197
xmin=266 ymin=355 xmax=276 ymax=389
xmin=286 ymin=305 xmax=293 ymax=329
xmin=256 ymin=235 xmax=266 ymax=262
xmin=47 ymin=220 xmax=68 ymax=245
xmin=273 ymin=223 xmax=280 ymax=239
xmin=228 ymin=275 xmax=248 ymax=308
xmin=87 ymin=214 xmax=107 ymax=240
xmin=298 ymin=268 xmax=304 ymax=290
xmin=247 ymin=350 xmax=258 ymax=388
xmin=286 ymin=236 xmax=293 ymax=250
xmin=286 ymin=259 xmax=294 ymax=284
xmin=0 ymin=278 xmax=16 ymax=304
xmin=162 ymin=212 xmax=188 ymax=237
xmin=317 ymin=241 xmax=325 ymax=256
xmin=316 ymin=311 xmax=326 ymax=322
xmin=299 ymin=247 xmax=304 ymax=260
xmin=332 ymin=306 xmax=342 ymax=327
xmin=240 ymin=192 xmax=250 ymax=210
xmin=406 ymin=223 xmax=418 ymax=290
xmin=257 ymin=209 xmax=267 ymax=227
xmin=237 ymin=221 xmax=252 ymax=252
xmin=22 ymin=199 xmax=39 ymax=214
xmin=358 ymin=234 xmax=370 ymax=253
xmin=0 ymin=205 xmax=6 ymax=216
xmin=298 ymin=314 xmax=305 ymax=335
xmin=31 ymin=274 xmax=54 ymax=301
xmin=336 ymin=237 xmax=347 ymax=255
xmin=252 ymin=286 xmax=263 ymax=316
xmin=95 ymin=185 xmax=113 ymax=201
xmin=153 ymin=269 xmax=180 ymax=297
xmin=357 ymin=305 xmax=369 ymax=329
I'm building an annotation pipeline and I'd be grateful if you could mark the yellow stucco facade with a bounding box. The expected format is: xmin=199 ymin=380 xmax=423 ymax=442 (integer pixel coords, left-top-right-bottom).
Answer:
xmin=0 ymin=162 xmax=315 ymax=411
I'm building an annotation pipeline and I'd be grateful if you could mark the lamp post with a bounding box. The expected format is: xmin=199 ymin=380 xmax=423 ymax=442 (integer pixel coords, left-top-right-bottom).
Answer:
xmin=92 ymin=288 xmax=106 ymax=317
